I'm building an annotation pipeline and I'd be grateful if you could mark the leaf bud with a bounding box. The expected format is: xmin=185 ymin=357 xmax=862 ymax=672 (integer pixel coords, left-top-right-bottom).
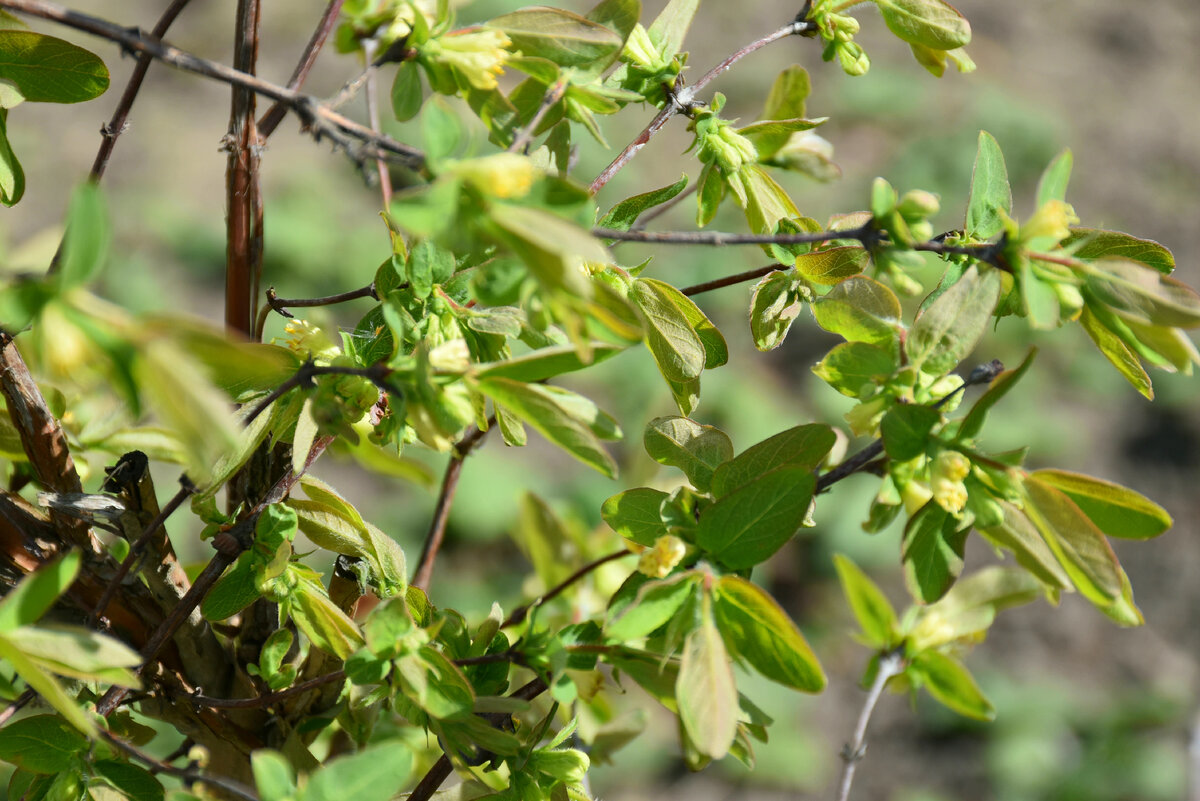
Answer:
xmin=837 ymin=41 xmax=870 ymax=76
xmin=529 ymin=747 xmax=590 ymax=785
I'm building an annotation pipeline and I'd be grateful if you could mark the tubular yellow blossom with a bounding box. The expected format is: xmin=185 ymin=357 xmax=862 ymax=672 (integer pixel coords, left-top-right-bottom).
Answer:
xmin=423 ymin=29 xmax=511 ymax=91
xmin=453 ymin=152 xmax=537 ymax=199
xmin=1021 ymin=199 xmax=1079 ymax=246
xmin=934 ymin=450 xmax=971 ymax=483
xmin=282 ymin=319 xmax=340 ymax=363
xmin=637 ymin=534 xmax=686 ymax=578
xmin=932 ymin=477 xmax=968 ymax=514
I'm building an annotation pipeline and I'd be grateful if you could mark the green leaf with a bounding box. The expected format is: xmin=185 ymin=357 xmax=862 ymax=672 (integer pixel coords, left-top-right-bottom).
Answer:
xmin=488 ymin=8 xmax=622 ymax=71
xmin=875 ymin=0 xmax=971 ymax=50
xmin=697 ymin=466 xmax=814 ymax=569
xmin=632 ymin=278 xmax=706 ymax=382
xmin=1035 ymin=148 xmax=1073 ymax=207
xmin=289 ymin=489 xmax=406 ymax=597
xmin=598 ymin=175 xmax=688 ymax=232
xmin=474 ymin=342 xmax=625 ymax=382
xmin=251 ymin=751 xmax=296 ymax=801
xmin=643 ymin=416 xmax=733 ymax=493
xmin=1031 ymin=469 xmax=1171 ymax=540
xmin=812 ymin=275 xmax=903 ymax=351
xmin=606 ymin=574 xmax=698 ymax=641
xmin=301 ymin=740 xmax=413 ymax=801
xmin=1083 ymin=258 xmax=1200 ymax=328
xmin=477 ymin=377 xmax=617 ymax=477
xmin=641 ymin=278 xmax=727 ymax=369
xmin=0 ymin=715 xmax=87 ymax=773
xmin=587 ymin=0 xmax=641 ymax=43
xmin=0 ymin=635 xmax=94 ymax=734
xmin=391 ymin=61 xmax=423 ymax=122
xmin=713 ymin=576 xmax=825 ymax=691
xmin=0 ymin=31 xmax=109 ymax=103
xmin=5 ymin=625 xmax=140 ymax=686
xmin=752 ymin=66 xmax=811 ymax=158
xmin=676 ymin=607 xmax=737 ymax=759
xmin=1065 ymin=228 xmax=1174 ymax=275
xmin=880 ymin=404 xmax=940 ymax=461
xmin=647 ymin=0 xmax=700 ymax=58
xmin=93 ymin=761 xmax=164 ymax=801
xmin=711 ymin=424 xmax=835 ymax=498
xmin=833 ymin=554 xmax=898 ymax=649
xmin=407 ymin=239 xmax=454 ymax=299
xmin=601 ymin=487 xmax=669 ymax=547
xmin=902 ymin=501 xmax=968 ymax=603
xmin=909 ymin=650 xmax=994 ymax=720
xmin=793 ymin=246 xmax=868 ymax=286
xmin=487 ymin=203 xmax=607 ymax=296
xmin=964 ymin=131 xmax=1010 ymax=239
xmin=515 ymin=492 xmax=573 ymax=588
xmin=200 ymin=554 xmax=259 ymax=621
xmin=813 ymin=341 xmax=899 ymax=398
xmin=288 ymin=575 xmax=365 ymax=660
xmin=957 ymin=348 xmax=1035 ymax=440
xmin=907 ymin=265 xmax=1001 ymax=374
xmin=421 ymin=96 xmax=461 ymax=162
xmin=58 ymin=182 xmax=109 ymax=290
xmin=0 ymin=109 xmax=24 ymax=206
xmin=977 ymin=500 xmax=1071 ymax=590
xmin=1078 ymin=305 xmax=1153 ymax=399
xmin=1023 ymin=476 xmax=1122 ymax=604
xmin=0 ymin=551 xmax=79 ymax=631
xmin=749 ymin=270 xmax=804 ymax=351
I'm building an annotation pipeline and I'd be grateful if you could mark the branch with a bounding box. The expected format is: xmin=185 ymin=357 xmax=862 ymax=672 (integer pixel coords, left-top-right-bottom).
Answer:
xmin=88 ymin=0 xmax=194 ymax=181
xmin=257 ymin=0 xmax=345 ymax=138
xmin=502 ymin=549 xmax=632 ymax=628
xmin=680 ymin=263 xmax=779 ymax=296
xmin=254 ymin=283 xmax=378 ymax=340
xmin=589 ymin=17 xmax=815 ymax=195
xmin=225 ymin=0 xmax=263 ymax=337
xmin=593 ymin=223 xmax=877 ymax=247
xmin=181 ymin=670 xmax=346 ymax=709
xmin=98 ymin=729 xmax=260 ymax=801
xmin=243 ymin=362 xmax=397 ymax=426
xmin=508 ymin=79 xmax=568 ymax=154
xmin=0 ymin=0 xmax=425 ymax=166
xmin=835 ymin=650 xmax=905 ymax=801
xmin=411 ymin=422 xmax=493 ymax=592
xmin=363 ymin=39 xmax=393 ymax=207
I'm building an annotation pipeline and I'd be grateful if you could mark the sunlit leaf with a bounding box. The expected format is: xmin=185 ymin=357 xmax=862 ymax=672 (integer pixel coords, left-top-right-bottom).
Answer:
xmin=711 ymin=424 xmax=835 ymax=498
xmin=909 ymin=650 xmax=994 ymax=720
xmin=907 ymin=265 xmax=1001 ymax=374
xmin=964 ymin=130 xmax=1010 ymax=239
xmin=0 ymin=31 xmax=109 ymax=103
xmin=677 ymin=609 xmax=737 ymax=759
xmin=833 ymin=554 xmax=898 ymax=649
xmin=0 ymin=551 xmax=79 ymax=632
xmin=643 ymin=416 xmax=732 ymax=493
xmin=1031 ymin=469 xmax=1171 ymax=540
xmin=0 ymin=715 xmax=87 ymax=772
xmin=713 ymin=576 xmax=825 ymax=691
xmin=697 ymin=466 xmax=813 ymax=569
xmin=601 ymin=487 xmax=669 ymax=547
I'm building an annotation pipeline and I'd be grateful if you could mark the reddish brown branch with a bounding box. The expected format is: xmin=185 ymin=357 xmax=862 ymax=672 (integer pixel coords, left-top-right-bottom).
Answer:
xmin=258 ymin=0 xmax=345 ymax=138
xmin=225 ymin=0 xmax=263 ymax=337
xmin=411 ymin=422 xmax=493 ymax=592
xmin=502 ymin=549 xmax=632 ymax=628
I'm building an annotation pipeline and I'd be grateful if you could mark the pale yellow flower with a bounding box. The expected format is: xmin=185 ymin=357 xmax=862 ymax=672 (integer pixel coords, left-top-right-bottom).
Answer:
xmin=424 ymin=29 xmax=511 ymax=91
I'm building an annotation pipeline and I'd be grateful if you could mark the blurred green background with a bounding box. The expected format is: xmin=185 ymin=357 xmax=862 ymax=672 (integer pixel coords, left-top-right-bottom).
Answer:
xmin=3 ymin=1 xmax=1200 ymax=799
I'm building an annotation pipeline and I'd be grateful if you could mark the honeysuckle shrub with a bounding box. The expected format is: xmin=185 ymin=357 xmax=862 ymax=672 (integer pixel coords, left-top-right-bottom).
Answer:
xmin=0 ymin=1 xmax=1193 ymax=800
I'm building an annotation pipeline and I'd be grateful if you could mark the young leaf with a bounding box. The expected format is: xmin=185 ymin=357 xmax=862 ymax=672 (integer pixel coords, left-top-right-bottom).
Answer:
xmin=5 ymin=625 xmax=140 ymax=687
xmin=713 ymin=575 xmax=825 ymax=691
xmin=902 ymin=501 xmax=969 ymax=603
xmin=1031 ymin=469 xmax=1171 ymax=540
xmin=814 ymin=341 xmax=899 ymax=398
xmin=793 ymin=246 xmax=869 ymax=286
xmin=0 ymin=31 xmax=109 ymax=103
xmin=907 ymin=265 xmax=1001 ymax=375
xmin=1078 ymin=305 xmax=1153 ymax=399
xmin=833 ymin=554 xmax=899 ymax=649
xmin=606 ymin=573 xmax=698 ymax=641
xmin=676 ymin=606 xmax=738 ymax=759
xmin=93 ymin=761 xmax=164 ymax=801
xmin=812 ymin=275 xmax=903 ymax=351
xmin=643 ymin=278 xmax=727 ymax=368
xmin=251 ymin=751 xmax=296 ymax=801
xmin=0 ymin=715 xmax=88 ymax=773
xmin=874 ymin=0 xmax=971 ymax=50
xmin=977 ymin=500 xmax=1071 ymax=590
xmin=909 ymin=650 xmax=994 ymax=720
xmin=643 ymin=416 xmax=733 ymax=493
xmin=477 ymin=377 xmax=618 ymax=477
xmin=646 ymin=0 xmax=700 ymax=58
xmin=1083 ymin=258 xmax=1200 ymax=328
xmin=1023 ymin=476 xmax=1122 ymax=605
xmin=288 ymin=574 xmax=365 ymax=660
xmin=711 ymin=424 xmax=835 ymax=498
xmin=0 ymin=637 xmax=95 ymax=734
xmin=1035 ymin=148 xmax=1073 ymax=207
xmin=201 ymin=554 xmax=259 ymax=621
xmin=632 ymin=278 xmax=706 ymax=382
xmin=391 ymin=61 xmax=423 ymax=122
xmin=964 ymin=131 xmax=1011 ymax=239
xmin=301 ymin=740 xmax=413 ymax=801
xmin=0 ymin=551 xmax=80 ymax=631
xmin=957 ymin=348 xmax=1036 ymax=440
xmin=880 ymin=404 xmax=940 ymax=461
xmin=749 ymin=270 xmax=803 ymax=351
xmin=488 ymin=8 xmax=622 ymax=71
xmin=696 ymin=466 xmax=814 ymax=569
xmin=601 ymin=487 xmax=669 ymax=547
xmin=598 ymin=175 xmax=688 ymax=232
xmin=58 ymin=182 xmax=109 ymax=290
xmin=1065 ymin=229 xmax=1174 ymax=275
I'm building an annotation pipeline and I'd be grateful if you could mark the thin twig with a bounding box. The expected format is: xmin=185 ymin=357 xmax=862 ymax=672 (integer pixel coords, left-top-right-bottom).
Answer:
xmin=258 ymin=0 xmax=345 ymax=138
xmin=411 ymin=422 xmax=493 ymax=592
xmin=0 ymin=688 xmax=36 ymax=726
xmin=589 ymin=18 xmax=814 ymax=195
xmin=88 ymin=0 xmax=194 ymax=181
xmin=502 ymin=549 xmax=632 ymax=628
xmin=363 ymin=39 xmax=393 ymax=206
xmin=508 ymin=80 xmax=568 ymax=154
xmin=254 ymin=284 xmax=378 ymax=340
xmin=88 ymin=476 xmax=196 ymax=627
xmin=182 ymin=670 xmax=346 ymax=709
xmin=0 ymin=0 xmax=424 ymax=166
xmin=98 ymin=729 xmax=260 ymax=801
xmin=680 ymin=263 xmax=779 ymax=296
xmin=836 ymin=650 xmax=905 ymax=801
xmin=593 ymin=223 xmax=877 ymax=247
xmin=243 ymin=362 xmax=396 ymax=426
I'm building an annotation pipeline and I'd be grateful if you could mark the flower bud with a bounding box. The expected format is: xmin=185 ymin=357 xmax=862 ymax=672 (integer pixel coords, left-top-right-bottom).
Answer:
xmin=452 ymin=152 xmax=537 ymax=199
xmin=637 ymin=534 xmax=686 ymax=578
xmin=898 ymin=189 xmax=940 ymax=219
